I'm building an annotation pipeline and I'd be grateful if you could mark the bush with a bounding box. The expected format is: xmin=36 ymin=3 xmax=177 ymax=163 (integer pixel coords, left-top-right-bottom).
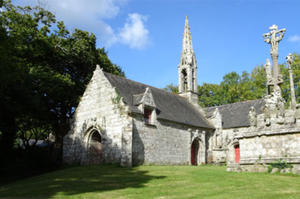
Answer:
xmin=267 ymin=159 xmax=293 ymax=173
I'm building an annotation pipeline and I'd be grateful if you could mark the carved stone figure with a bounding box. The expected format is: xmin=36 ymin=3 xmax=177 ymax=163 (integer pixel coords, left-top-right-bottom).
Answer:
xmin=263 ymin=96 xmax=272 ymax=126
xmin=263 ymin=90 xmax=286 ymax=125
xmin=286 ymin=53 xmax=297 ymax=110
xmin=276 ymin=96 xmax=285 ymax=124
xmin=215 ymin=131 xmax=223 ymax=148
xmin=265 ymin=59 xmax=272 ymax=86
xmin=263 ymin=25 xmax=286 ymax=55
xmin=248 ymin=106 xmax=257 ymax=127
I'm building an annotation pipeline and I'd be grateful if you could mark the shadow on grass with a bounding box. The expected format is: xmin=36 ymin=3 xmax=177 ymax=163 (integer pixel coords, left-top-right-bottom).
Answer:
xmin=0 ymin=165 xmax=165 ymax=198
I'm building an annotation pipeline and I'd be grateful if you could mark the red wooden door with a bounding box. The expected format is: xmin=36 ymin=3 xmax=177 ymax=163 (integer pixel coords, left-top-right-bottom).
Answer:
xmin=191 ymin=143 xmax=196 ymax=165
xmin=235 ymin=145 xmax=240 ymax=163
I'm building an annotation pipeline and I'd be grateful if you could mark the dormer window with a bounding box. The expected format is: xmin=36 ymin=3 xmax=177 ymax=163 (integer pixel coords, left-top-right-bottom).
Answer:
xmin=134 ymin=87 xmax=157 ymax=126
xmin=144 ymin=107 xmax=153 ymax=125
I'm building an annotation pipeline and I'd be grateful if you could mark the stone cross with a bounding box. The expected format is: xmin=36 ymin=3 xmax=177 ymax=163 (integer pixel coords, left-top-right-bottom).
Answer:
xmin=286 ymin=53 xmax=297 ymax=110
xmin=263 ymin=24 xmax=286 ymax=96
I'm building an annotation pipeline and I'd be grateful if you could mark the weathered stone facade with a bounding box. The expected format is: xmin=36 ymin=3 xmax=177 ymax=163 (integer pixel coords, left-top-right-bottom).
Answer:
xmin=63 ymin=66 xmax=213 ymax=167
xmin=63 ymin=16 xmax=215 ymax=167
xmin=132 ymin=115 xmax=209 ymax=165
xmin=63 ymin=66 xmax=133 ymax=166
xmin=63 ymin=20 xmax=300 ymax=174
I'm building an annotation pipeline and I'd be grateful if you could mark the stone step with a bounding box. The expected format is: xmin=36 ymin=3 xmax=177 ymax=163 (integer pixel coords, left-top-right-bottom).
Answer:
xmin=227 ymin=163 xmax=242 ymax=172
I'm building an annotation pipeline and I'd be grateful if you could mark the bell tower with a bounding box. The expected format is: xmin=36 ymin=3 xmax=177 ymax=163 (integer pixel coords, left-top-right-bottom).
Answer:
xmin=178 ymin=16 xmax=199 ymax=105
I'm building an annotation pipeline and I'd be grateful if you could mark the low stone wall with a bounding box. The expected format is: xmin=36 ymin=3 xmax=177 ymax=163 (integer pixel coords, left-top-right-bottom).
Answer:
xmin=227 ymin=163 xmax=300 ymax=174
xmin=239 ymin=132 xmax=300 ymax=165
xmin=240 ymin=164 xmax=300 ymax=174
xmin=228 ymin=130 xmax=300 ymax=174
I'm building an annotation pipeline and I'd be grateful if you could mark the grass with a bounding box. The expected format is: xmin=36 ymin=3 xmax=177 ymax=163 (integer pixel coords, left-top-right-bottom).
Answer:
xmin=0 ymin=165 xmax=300 ymax=199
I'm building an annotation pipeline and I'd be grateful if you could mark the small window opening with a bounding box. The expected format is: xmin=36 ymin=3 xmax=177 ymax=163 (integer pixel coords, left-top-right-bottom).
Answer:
xmin=144 ymin=108 xmax=152 ymax=124
xmin=192 ymin=69 xmax=194 ymax=90
xmin=182 ymin=69 xmax=187 ymax=92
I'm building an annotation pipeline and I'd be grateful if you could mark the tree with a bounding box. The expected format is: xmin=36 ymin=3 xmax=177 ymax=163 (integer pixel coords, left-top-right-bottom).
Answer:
xmin=16 ymin=116 xmax=52 ymax=150
xmin=163 ymin=83 xmax=179 ymax=93
xmin=220 ymin=72 xmax=242 ymax=104
xmin=250 ymin=65 xmax=267 ymax=99
xmin=198 ymin=83 xmax=223 ymax=107
xmin=0 ymin=0 xmax=124 ymax=163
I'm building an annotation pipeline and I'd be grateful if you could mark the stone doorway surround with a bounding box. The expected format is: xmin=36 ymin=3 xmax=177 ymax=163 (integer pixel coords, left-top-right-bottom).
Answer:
xmin=85 ymin=128 xmax=103 ymax=165
xmin=191 ymin=138 xmax=201 ymax=165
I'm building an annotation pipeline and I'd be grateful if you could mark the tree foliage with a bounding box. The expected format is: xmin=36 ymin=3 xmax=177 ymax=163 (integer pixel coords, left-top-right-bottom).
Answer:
xmin=0 ymin=0 xmax=124 ymax=163
xmin=163 ymin=83 xmax=179 ymax=93
xmin=198 ymin=83 xmax=222 ymax=107
xmin=198 ymin=66 xmax=267 ymax=106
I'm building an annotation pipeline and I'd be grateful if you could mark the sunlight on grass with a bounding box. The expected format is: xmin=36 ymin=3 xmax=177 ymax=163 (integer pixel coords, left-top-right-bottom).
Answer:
xmin=0 ymin=165 xmax=300 ymax=199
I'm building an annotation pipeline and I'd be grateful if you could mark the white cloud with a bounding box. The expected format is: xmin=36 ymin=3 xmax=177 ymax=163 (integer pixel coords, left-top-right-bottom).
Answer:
xmin=288 ymin=35 xmax=300 ymax=43
xmin=118 ymin=13 xmax=150 ymax=49
xmin=18 ymin=0 xmax=150 ymax=49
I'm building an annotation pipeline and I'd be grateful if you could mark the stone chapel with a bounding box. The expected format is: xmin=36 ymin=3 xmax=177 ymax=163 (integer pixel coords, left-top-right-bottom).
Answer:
xmin=63 ymin=17 xmax=300 ymax=174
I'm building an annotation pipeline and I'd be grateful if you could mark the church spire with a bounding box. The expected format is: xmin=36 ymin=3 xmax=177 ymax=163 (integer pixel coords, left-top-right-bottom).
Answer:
xmin=182 ymin=16 xmax=194 ymax=56
xmin=178 ymin=16 xmax=198 ymax=105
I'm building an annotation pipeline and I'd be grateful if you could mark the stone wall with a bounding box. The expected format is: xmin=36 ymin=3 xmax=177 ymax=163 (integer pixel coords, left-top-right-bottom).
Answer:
xmin=237 ymin=130 xmax=300 ymax=174
xmin=63 ymin=67 xmax=132 ymax=166
xmin=221 ymin=127 xmax=248 ymax=164
xmin=132 ymin=113 xmax=210 ymax=165
xmin=226 ymin=106 xmax=300 ymax=174
xmin=240 ymin=132 xmax=300 ymax=164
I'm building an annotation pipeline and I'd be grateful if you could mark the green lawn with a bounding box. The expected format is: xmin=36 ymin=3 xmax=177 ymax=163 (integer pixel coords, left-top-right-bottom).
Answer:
xmin=0 ymin=165 xmax=299 ymax=199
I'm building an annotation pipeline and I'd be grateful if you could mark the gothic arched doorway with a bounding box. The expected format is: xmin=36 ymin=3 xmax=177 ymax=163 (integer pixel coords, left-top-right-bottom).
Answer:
xmin=88 ymin=130 xmax=103 ymax=164
xmin=191 ymin=139 xmax=200 ymax=165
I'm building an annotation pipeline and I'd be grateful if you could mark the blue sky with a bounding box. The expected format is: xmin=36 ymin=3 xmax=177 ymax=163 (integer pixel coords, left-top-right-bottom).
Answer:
xmin=16 ymin=0 xmax=300 ymax=88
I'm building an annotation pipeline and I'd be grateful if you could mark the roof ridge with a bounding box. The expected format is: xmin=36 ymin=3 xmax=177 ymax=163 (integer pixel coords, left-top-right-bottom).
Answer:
xmin=206 ymin=98 xmax=264 ymax=109
xmin=103 ymin=71 xmax=183 ymax=98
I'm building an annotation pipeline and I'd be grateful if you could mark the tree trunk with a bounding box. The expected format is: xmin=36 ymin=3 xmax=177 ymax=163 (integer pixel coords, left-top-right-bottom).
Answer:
xmin=0 ymin=113 xmax=17 ymax=163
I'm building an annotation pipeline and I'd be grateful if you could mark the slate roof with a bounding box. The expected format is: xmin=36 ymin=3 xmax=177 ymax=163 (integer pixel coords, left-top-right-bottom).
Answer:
xmin=103 ymin=72 xmax=214 ymax=129
xmin=206 ymin=99 xmax=265 ymax=129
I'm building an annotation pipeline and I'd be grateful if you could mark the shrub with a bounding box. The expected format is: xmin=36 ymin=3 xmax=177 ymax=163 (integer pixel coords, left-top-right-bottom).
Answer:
xmin=267 ymin=159 xmax=293 ymax=173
